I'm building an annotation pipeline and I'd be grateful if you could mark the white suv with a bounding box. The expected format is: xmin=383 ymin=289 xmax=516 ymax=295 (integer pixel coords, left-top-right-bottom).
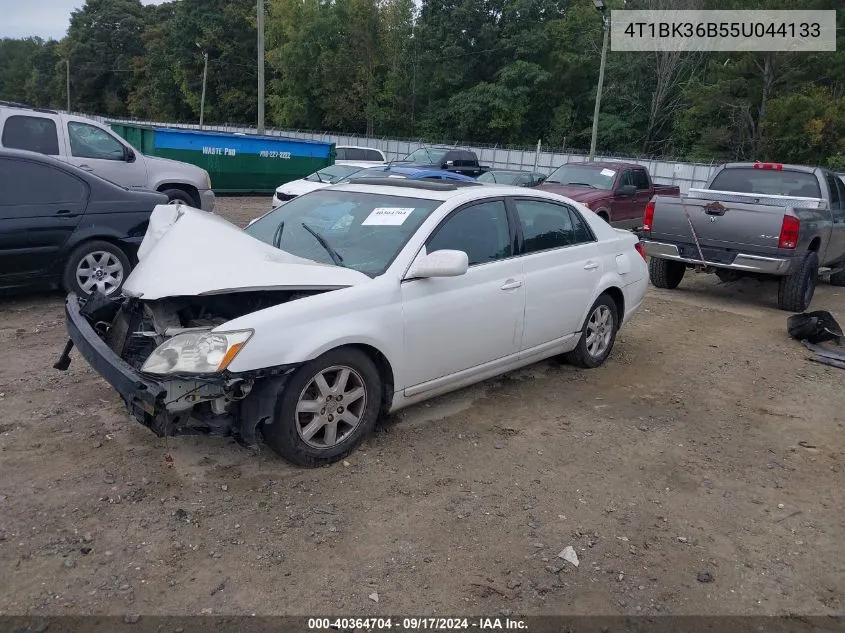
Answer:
xmin=0 ymin=102 xmax=214 ymax=211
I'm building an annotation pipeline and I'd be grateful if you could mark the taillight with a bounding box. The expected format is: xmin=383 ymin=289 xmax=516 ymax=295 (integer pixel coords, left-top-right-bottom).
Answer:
xmin=778 ymin=215 xmax=800 ymax=249
xmin=643 ymin=200 xmax=655 ymax=232
xmin=754 ymin=162 xmax=783 ymax=171
xmin=634 ymin=241 xmax=647 ymax=261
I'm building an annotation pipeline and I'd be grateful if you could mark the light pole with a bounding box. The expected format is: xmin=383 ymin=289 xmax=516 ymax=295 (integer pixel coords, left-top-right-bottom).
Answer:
xmin=257 ymin=0 xmax=265 ymax=134
xmin=65 ymin=60 xmax=70 ymax=112
xmin=196 ymin=43 xmax=208 ymax=129
xmin=588 ymin=0 xmax=610 ymax=161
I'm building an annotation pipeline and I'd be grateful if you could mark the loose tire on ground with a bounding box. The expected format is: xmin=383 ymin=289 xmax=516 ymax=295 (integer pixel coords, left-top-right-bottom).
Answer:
xmin=261 ymin=347 xmax=382 ymax=467
xmin=778 ymin=251 xmax=818 ymax=312
xmin=61 ymin=240 xmax=131 ymax=298
xmin=565 ymin=294 xmax=619 ymax=369
xmin=161 ymin=188 xmax=197 ymax=206
xmin=648 ymin=257 xmax=686 ymax=289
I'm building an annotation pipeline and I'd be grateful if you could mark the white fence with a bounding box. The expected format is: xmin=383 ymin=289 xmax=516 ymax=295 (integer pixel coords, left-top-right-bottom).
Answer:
xmin=95 ymin=115 xmax=720 ymax=193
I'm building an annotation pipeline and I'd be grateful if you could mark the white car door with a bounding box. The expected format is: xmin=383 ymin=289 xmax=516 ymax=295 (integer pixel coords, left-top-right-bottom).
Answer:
xmin=400 ymin=199 xmax=525 ymax=390
xmin=511 ymin=197 xmax=603 ymax=354
xmin=63 ymin=119 xmax=148 ymax=188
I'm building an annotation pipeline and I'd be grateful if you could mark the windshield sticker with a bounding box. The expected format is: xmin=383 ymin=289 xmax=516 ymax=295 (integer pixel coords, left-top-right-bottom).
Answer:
xmin=362 ymin=207 xmax=416 ymax=226
xmin=600 ymin=168 xmax=616 ymax=177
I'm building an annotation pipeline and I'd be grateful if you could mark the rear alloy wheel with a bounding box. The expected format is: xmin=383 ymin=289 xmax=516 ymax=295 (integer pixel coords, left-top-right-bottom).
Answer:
xmin=565 ymin=294 xmax=619 ymax=369
xmin=262 ymin=347 xmax=381 ymax=466
xmin=62 ymin=240 xmax=131 ymax=298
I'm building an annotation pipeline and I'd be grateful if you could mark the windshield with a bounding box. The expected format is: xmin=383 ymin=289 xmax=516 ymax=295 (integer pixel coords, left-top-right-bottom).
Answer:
xmin=545 ymin=165 xmax=616 ymax=190
xmin=244 ymin=189 xmax=443 ymax=277
xmin=709 ymin=168 xmax=822 ymax=198
xmin=478 ymin=171 xmax=522 ymax=185
xmin=304 ymin=164 xmax=366 ymax=183
xmin=401 ymin=147 xmax=448 ymax=165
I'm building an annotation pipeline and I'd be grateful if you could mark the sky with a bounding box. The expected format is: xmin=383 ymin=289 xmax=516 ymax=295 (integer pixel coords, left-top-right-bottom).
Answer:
xmin=1 ymin=0 xmax=168 ymax=40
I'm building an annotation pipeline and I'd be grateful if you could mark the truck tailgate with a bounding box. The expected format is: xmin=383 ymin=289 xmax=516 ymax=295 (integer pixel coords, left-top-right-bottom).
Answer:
xmin=649 ymin=196 xmax=788 ymax=258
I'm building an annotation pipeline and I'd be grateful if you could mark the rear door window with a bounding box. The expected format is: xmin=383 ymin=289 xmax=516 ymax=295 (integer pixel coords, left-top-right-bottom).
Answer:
xmin=0 ymin=157 xmax=87 ymax=206
xmin=1 ymin=115 xmax=60 ymax=155
xmin=513 ymin=199 xmax=596 ymax=254
xmin=710 ymin=168 xmax=822 ymax=198
xmin=632 ymin=169 xmax=650 ymax=190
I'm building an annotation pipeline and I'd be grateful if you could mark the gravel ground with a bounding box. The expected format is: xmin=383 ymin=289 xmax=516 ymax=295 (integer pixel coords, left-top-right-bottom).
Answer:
xmin=0 ymin=196 xmax=843 ymax=617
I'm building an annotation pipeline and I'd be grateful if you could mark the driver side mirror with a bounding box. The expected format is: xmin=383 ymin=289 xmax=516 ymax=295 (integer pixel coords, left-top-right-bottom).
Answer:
xmin=406 ymin=249 xmax=468 ymax=279
xmin=616 ymin=184 xmax=636 ymax=197
xmin=125 ymin=147 xmax=136 ymax=163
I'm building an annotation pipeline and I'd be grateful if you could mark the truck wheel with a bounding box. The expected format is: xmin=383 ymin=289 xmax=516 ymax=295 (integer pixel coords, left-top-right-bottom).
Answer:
xmin=828 ymin=267 xmax=845 ymax=287
xmin=565 ymin=294 xmax=619 ymax=369
xmin=261 ymin=347 xmax=382 ymax=467
xmin=161 ymin=188 xmax=197 ymax=207
xmin=648 ymin=257 xmax=685 ymax=289
xmin=595 ymin=209 xmax=610 ymax=223
xmin=715 ymin=269 xmax=742 ymax=283
xmin=777 ymin=251 xmax=818 ymax=312
xmin=62 ymin=240 xmax=131 ymax=298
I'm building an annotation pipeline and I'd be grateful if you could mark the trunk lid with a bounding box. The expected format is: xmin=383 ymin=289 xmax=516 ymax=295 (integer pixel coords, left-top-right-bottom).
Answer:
xmin=122 ymin=204 xmax=370 ymax=300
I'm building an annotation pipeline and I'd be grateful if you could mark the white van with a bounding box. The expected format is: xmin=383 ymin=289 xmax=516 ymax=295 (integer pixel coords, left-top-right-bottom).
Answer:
xmin=0 ymin=102 xmax=214 ymax=211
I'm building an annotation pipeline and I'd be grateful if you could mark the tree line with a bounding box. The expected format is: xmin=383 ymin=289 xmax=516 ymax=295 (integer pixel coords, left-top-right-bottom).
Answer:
xmin=1 ymin=0 xmax=843 ymax=167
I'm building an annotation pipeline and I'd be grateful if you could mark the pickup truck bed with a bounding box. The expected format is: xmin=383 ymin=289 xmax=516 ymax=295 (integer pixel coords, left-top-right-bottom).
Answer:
xmin=641 ymin=162 xmax=845 ymax=312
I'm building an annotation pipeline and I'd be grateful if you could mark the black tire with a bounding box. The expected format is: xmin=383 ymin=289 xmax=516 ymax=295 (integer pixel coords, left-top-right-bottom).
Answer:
xmin=261 ymin=347 xmax=382 ymax=467
xmin=778 ymin=251 xmax=818 ymax=312
xmin=715 ymin=269 xmax=742 ymax=283
xmin=829 ymin=267 xmax=845 ymax=287
xmin=595 ymin=209 xmax=610 ymax=223
xmin=648 ymin=257 xmax=686 ymax=289
xmin=160 ymin=188 xmax=197 ymax=207
xmin=62 ymin=240 xmax=131 ymax=298
xmin=565 ymin=294 xmax=619 ymax=369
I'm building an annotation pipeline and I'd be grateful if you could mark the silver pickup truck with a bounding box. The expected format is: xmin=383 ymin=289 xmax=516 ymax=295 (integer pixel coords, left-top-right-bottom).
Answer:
xmin=641 ymin=162 xmax=845 ymax=312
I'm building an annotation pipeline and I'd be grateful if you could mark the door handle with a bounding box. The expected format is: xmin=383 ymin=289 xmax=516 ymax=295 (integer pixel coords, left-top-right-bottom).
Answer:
xmin=500 ymin=279 xmax=523 ymax=290
xmin=584 ymin=261 xmax=600 ymax=270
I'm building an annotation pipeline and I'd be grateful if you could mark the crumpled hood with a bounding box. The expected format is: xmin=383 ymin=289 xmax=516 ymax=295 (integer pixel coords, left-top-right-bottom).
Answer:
xmin=535 ymin=184 xmax=610 ymax=205
xmin=122 ymin=205 xmax=370 ymax=300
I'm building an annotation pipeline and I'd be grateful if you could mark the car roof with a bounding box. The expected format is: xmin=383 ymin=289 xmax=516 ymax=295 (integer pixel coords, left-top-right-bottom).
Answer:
xmin=336 ymin=145 xmax=384 ymax=152
xmin=359 ymin=165 xmax=472 ymax=179
xmin=329 ymin=180 xmax=570 ymax=203
xmin=1 ymin=146 xmax=68 ymax=166
xmin=559 ymin=161 xmax=641 ymax=171
xmin=484 ymin=169 xmax=535 ymax=174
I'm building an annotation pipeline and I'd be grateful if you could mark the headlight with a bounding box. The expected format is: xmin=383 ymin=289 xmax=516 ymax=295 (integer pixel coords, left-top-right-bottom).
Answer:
xmin=141 ymin=330 xmax=252 ymax=375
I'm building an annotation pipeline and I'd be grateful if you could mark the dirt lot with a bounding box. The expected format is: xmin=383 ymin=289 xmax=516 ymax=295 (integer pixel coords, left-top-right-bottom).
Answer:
xmin=1 ymin=196 xmax=843 ymax=617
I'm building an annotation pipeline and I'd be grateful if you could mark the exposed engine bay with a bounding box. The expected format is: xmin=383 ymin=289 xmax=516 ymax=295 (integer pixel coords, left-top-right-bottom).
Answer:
xmin=74 ymin=289 xmax=328 ymax=444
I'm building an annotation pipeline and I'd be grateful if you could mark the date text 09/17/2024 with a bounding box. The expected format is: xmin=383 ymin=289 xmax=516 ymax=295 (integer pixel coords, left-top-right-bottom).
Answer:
xmin=307 ymin=618 xmax=528 ymax=630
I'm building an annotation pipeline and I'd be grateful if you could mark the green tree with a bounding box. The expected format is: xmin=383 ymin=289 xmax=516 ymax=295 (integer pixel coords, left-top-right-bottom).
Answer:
xmin=62 ymin=0 xmax=147 ymax=115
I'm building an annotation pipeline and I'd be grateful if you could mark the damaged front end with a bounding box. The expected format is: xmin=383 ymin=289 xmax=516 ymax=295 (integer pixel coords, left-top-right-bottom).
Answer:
xmin=56 ymin=290 xmax=318 ymax=446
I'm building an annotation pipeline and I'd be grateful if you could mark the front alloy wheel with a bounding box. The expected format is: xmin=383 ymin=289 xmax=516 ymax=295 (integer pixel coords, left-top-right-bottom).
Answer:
xmin=262 ymin=347 xmax=382 ymax=466
xmin=295 ymin=365 xmax=367 ymax=449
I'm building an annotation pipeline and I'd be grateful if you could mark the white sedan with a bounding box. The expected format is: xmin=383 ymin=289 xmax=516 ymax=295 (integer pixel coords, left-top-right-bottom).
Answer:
xmin=60 ymin=180 xmax=648 ymax=467
xmin=271 ymin=161 xmax=379 ymax=208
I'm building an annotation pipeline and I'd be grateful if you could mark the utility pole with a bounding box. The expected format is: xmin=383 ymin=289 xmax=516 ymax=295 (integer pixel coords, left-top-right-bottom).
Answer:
xmin=257 ymin=0 xmax=265 ymax=134
xmin=589 ymin=0 xmax=609 ymax=161
xmin=66 ymin=60 xmax=70 ymax=112
xmin=197 ymin=44 xmax=208 ymax=129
